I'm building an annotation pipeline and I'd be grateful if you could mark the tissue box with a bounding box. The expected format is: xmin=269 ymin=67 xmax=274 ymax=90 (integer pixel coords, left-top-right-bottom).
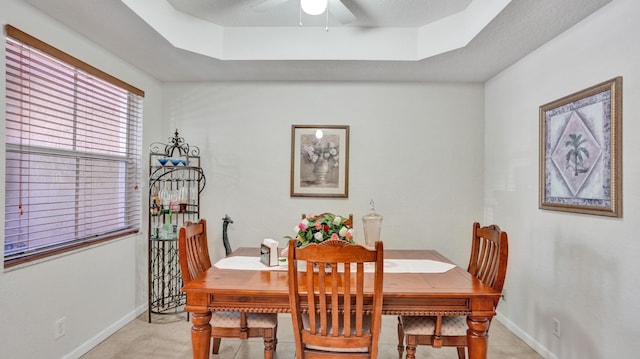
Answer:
xmin=260 ymin=238 xmax=279 ymax=267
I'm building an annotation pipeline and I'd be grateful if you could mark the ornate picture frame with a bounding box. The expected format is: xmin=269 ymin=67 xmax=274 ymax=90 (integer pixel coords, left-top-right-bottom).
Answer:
xmin=290 ymin=125 xmax=349 ymax=198
xmin=539 ymin=77 xmax=622 ymax=217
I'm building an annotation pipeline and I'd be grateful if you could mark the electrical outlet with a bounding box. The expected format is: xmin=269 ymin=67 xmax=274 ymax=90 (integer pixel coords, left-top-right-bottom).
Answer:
xmin=552 ymin=317 xmax=561 ymax=338
xmin=54 ymin=317 xmax=66 ymax=339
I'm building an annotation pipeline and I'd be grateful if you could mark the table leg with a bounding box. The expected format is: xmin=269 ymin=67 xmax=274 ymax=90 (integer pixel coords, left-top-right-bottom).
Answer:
xmin=190 ymin=311 xmax=212 ymax=359
xmin=397 ymin=316 xmax=405 ymax=358
xmin=466 ymin=316 xmax=491 ymax=359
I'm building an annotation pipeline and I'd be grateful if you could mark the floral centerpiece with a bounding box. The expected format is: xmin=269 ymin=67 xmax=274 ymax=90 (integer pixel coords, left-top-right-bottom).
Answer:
xmin=285 ymin=213 xmax=354 ymax=248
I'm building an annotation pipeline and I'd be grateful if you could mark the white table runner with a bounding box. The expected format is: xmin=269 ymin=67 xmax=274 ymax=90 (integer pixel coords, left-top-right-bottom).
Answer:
xmin=213 ymin=256 xmax=455 ymax=274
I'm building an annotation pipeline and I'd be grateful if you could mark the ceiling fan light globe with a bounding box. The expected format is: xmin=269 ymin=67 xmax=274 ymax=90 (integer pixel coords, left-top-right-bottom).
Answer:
xmin=301 ymin=0 xmax=328 ymax=16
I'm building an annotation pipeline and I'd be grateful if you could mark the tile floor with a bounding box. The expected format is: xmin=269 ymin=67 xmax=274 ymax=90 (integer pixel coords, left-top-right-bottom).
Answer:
xmin=81 ymin=312 xmax=543 ymax=358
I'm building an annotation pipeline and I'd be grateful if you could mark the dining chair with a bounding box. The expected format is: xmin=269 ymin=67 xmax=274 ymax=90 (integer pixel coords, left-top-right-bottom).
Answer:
xmin=397 ymin=222 xmax=509 ymax=359
xmin=287 ymin=238 xmax=384 ymax=359
xmin=177 ymin=219 xmax=279 ymax=358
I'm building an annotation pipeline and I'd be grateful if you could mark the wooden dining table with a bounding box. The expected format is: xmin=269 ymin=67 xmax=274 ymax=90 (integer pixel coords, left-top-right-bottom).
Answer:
xmin=181 ymin=247 xmax=501 ymax=359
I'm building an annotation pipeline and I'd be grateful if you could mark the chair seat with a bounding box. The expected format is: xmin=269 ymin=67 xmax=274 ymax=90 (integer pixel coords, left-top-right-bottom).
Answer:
xmin=400 ymin=316 xmax=468 ymax=336
xmin=301 ymin=314 xmax=371 ymax=353
xmin=212 ymin=311 xmax=278 ymax=328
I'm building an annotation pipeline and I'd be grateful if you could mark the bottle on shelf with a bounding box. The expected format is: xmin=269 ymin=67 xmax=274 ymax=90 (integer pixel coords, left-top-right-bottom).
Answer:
xmin=150 ymin=185 xmax=161 ymax=216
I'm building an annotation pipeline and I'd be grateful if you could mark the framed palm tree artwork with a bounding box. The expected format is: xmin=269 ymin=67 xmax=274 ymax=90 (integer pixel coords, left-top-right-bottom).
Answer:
xmin=539 ymin=77 xmax=622 ymax=217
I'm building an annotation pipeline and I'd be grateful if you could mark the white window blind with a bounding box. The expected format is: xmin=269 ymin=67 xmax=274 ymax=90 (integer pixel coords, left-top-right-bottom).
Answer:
xmin=4 ymin=25 xmax=144 ymax=267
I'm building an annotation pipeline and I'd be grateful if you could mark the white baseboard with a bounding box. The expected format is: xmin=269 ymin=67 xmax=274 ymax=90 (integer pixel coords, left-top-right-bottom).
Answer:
xmin=62 ymin=304 xmax=148 ymax=359
xmin=495 ymin=312 xmax=558 ymax=359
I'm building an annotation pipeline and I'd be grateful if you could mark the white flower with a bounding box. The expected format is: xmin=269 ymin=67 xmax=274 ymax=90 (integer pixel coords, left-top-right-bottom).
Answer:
xmin=339 ymin=226 xmax=348 ymax=237
xmin=333 ymin=216 xmax=342 ymax=224
xmin=314 ymin=232 xmax=324 ymax=241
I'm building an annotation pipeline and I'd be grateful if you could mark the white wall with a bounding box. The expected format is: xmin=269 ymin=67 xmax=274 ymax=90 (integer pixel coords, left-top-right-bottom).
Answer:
xmin=0 ymin=1 xmax=164 ymax=358
xmin=164 ymin=82 xmax=485 ymax=265
xmin=485 ymin=0 xmax=640 ymax=357
xmin=13 ymin=0 xmax=639 ymax=358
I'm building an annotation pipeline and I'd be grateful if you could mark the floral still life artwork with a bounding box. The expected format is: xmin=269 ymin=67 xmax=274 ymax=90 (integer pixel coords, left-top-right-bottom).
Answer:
xmin=290 ymin=125 xmax=349 ymax=198
xmin=539 ymin=77 xmax=621 ymax=217
xmin=284 ymin=213 xmax=354 ymax=248
xmin=301 ymin=134 xmax=340 ymax=186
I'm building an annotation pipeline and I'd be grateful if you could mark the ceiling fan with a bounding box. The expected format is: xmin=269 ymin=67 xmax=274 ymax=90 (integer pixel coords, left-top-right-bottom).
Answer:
xmin=250 ymin=0 xmax=356 ymax=25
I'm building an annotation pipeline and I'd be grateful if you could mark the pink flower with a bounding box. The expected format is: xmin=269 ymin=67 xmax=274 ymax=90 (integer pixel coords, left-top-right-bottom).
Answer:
xmin=286 ymin=213 xmax=355 ymax=247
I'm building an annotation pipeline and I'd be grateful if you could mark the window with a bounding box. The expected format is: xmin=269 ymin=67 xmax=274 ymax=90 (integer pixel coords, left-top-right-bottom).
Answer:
xmin=4 ymin=25 xmax=144 ymax=267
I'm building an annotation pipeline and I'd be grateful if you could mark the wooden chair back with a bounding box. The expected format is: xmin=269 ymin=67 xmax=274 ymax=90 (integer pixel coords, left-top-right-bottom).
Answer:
xmin=178 ymin=219 xmax=211 ymax=284
xmin=287 ymin=239 xmax=384 ymax=358
xmin=467 ymin=222 xmax=509 ymax=296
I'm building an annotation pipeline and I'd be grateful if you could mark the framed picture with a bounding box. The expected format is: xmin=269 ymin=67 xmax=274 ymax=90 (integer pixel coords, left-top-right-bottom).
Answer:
xmin=539 ymin=77 xmax=622 ymax=217
xmin=290 ymin=125 xmax=349 ymax=198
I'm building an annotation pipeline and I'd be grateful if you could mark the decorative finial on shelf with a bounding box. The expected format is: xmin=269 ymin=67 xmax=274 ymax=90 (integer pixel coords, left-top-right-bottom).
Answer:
xmin=222 ymin=214 xmax=234 ymax=256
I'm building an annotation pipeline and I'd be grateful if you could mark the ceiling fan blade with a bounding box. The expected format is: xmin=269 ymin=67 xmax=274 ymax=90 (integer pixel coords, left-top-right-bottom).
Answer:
xmin=250 ymin=0 xmax=289 ymax=12
xmin=329 ymin=0 xmax=356 ymax=24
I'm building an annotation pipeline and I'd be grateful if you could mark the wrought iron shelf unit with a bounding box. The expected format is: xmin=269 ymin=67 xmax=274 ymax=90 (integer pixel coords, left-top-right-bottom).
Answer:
xmin=147 ymin=130 xmax=206 ymax=323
